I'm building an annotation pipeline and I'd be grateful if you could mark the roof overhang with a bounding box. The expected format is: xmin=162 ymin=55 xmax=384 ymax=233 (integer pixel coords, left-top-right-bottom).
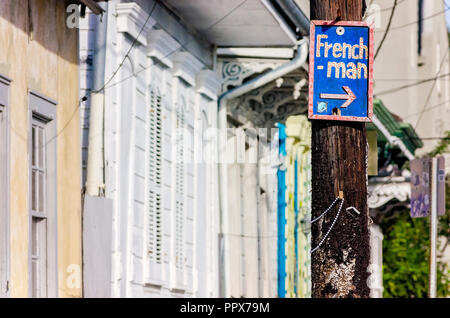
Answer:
xmin=368 ymin=99 xmax=423 ymax=160
xmin=163 ymin=0 xmax=308 ymax=47
xmin=78 ymin=0 xmax=107 ymax=15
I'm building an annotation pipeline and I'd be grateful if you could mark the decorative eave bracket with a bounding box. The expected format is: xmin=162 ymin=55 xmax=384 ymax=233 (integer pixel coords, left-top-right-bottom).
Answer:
xmin=116 ymin=2 xmax=156 ymax=46
xmin=146 ymin=29 xmax=181 ymax=68
xmin=196 ymin=70 xmax=222 ymax=101
xmin=172 ymin=52 xmax=204 ymax=87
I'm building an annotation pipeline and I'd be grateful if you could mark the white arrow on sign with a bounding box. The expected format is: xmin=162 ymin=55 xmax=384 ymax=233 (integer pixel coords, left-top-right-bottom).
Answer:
xmin=319 ymin=86 xmax=356 ymax=108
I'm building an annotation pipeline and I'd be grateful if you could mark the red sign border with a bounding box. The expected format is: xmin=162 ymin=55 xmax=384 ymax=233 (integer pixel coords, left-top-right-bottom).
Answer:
xmin=308 ymin=20 xmax=374 ymax=122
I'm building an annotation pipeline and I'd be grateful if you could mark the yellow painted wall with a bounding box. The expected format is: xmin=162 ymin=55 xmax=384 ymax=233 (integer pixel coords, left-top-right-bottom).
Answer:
xmin=284 ymin=115 xmax=312 ymax=298
xmin=0 ymin=0 xmax=81 ymax=297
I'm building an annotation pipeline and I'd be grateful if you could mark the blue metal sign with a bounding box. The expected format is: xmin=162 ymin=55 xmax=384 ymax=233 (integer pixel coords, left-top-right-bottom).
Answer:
xmin=308 ymin=21 xmax=374 ymax=122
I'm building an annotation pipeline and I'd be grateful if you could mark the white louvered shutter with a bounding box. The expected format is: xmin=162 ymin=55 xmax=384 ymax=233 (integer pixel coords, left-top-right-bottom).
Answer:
xmin=147 ymin=87 xmax=163 ymax=282
xmin=174 ymin=97 xmax=186 ymax=286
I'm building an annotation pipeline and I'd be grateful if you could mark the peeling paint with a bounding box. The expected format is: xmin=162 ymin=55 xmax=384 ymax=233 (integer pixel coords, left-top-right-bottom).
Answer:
xmin=2 ymin=0 xmax=81 ymax=297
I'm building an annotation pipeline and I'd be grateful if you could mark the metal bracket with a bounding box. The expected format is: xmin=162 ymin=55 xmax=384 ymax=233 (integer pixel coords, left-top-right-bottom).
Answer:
xmin=346 ymin=206 xmax=361 ymax=216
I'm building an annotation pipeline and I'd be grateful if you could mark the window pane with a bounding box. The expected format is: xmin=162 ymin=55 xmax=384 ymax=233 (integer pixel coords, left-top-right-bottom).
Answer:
xmin=41 ymin=219 xmax=47 ymax=298
xmin=32 ymin=218 xmax=38 ymax=256
xmin=38 ymin=172 xmax=44 ymax=213
xmin=38 ymin=127 xmax=44 ymax=168
xmin=31 ymin=170 xmax=37 ymax=211
xmin=32 ymin=126 xmax=36 ymax=166
xmin=32 ymin=260 xmax=38 ymax=298
xmin=31 ymin=217 xmax=47 ymax=298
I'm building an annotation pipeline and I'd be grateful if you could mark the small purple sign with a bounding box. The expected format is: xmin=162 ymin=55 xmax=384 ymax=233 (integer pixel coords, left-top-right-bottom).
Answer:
xmin=410 ymin=158 xmax=431 ymax=218
xmin=410 ymin=157 xmax=446 ymax=218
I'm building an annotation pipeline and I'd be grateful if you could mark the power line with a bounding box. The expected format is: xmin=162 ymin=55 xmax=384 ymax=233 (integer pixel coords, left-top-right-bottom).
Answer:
xmin=412 ymin=137 xmax=450 ymax=140
xmin=376 ymin=7 xmax=450 ymax=33
xmin=375 ymin=77 xmax=450 ymax=82
xmin=6 ymin=0 xmax=249 ymax=150
xmin=379 ymin=0 xmax=407 ymax=12
xmin=37 ymin=2 xmax=159 ymax=149
xmin=402 ymin=99 xmax=450 ymax=119
xmin=369 ymin=53 xmax=449 ymax=197
xmin=414 ymin=49 xmax=450 ymax=130
xmin=374 ymin=0 xmax=398 ymax=60
xmin=98 ymin=0 xmax=249 ymax=93
xmin=93 ymin=2 xmax=157 ymax=94
xmin=374 ymin=73 xmax=450 ymax=96
xmin=3 ymin=99 xmax=82 ymax=149
xmin=371 ymin=56 xmax=449 ymax=199
xmin=366 ymin=1 xmax=449 ymax=198
xmin=370 ymin=48 xmax=450 ymax=197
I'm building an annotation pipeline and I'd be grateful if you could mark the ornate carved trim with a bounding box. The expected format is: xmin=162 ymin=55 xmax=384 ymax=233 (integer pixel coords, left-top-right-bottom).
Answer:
xmin=220 ymin=60 xmax=283 ymax=92
xmin=368 ymin=179 xmax=410 ymax=209
xmin=226 ymin=70 xmax=309 ymax=128
xmin=116 ymin=3 xmax=156 ymax=46
xmin=219 ymin=58 xmax=310 ymax=127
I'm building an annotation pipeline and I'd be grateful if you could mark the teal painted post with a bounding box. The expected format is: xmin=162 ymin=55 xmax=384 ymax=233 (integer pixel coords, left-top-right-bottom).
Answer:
xmin=277 ymin=123 xmax=287 ymax=298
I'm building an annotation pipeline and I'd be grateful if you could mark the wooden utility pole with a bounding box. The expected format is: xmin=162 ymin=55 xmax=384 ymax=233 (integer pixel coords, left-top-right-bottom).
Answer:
xmin=310 ymin=0 xmax=370 ymax=298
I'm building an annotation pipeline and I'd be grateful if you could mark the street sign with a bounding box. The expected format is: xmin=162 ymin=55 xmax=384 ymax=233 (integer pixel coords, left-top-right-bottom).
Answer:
xmin=410 ymin=157 xmax=446 ymax=218
xmin=436 ymin=156 xmax=446 ymax=217
xmin=410 ymin=158 xmax=431 ymax=218
xmin=308 ymin=21 xmax=374 ymax=122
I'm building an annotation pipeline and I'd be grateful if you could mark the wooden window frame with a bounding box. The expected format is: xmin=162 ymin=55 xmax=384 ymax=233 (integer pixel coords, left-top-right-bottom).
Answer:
xmin=28 ymin=91 xmax=58 ymax=298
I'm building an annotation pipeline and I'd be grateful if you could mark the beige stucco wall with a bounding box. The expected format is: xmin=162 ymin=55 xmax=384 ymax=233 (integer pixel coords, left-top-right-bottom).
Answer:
xmin=0 ymin=0 xmax=81 ymax=297
xmin=371 ymin=0 xmax=450 ymax=155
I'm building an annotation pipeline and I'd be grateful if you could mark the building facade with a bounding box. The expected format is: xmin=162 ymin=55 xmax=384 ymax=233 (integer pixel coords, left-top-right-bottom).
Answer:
xmin=77 ymin=0 xmax=445 ymax=299
xmin=370 ymin=0 xmax=450 ymax=155
xmin=80 ymin=0 xmax=313 ymax=298
xmin=0 ymin=0 xmax=101 ymax=297
xmin=80 ymin=0 xmax=221 ymax=297
xmin=1 ymin=0 xmax=446 ymax=299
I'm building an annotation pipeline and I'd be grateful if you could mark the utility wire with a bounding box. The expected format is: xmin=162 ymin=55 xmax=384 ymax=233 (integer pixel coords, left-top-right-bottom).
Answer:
xmin=374 ymin=73 xmax=450 ymax=96
xmin=363 ymin=2 xmax=448 ymax=198
xmin=99 ymin=0 xmax=249 ymax=93
xmin=414 ymin=49 xmax=449 ymax=130
xmin=376 ymin=7 xmax=450 ymax=33
xmin=369 ymin=50 xmax=450 ymax=198
xmin=35 ymin=0 xmax=248 ymax=150
xmin=402 ymin=99 xmax=450 ymax=119
xmin=30 ymin=3 xmax=158 ymax=150
xmin=93 ymin=2 xmax=157 ymax=94
xmin=374 ymin=0 xmax=397 ymax=60
xmin=409 ymin=136 xmax=450 ymax=141
xmin=379 ymin=0 xmax=407 ymax=12
xmin=375 ymin=77 xmax=450 ymax=82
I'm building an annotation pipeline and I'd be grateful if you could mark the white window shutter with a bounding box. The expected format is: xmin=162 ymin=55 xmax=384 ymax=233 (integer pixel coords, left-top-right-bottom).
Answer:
xmin=174 ymin=97 xmax=186 ymax=287
xmin=147 ymin=87 xmax=163 ymax=282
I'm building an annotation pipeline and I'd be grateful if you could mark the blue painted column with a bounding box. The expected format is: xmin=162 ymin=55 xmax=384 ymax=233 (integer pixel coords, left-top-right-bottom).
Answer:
xmin=277 ymin=123 xmax=287 ymax=298
xmin=294 ymin=157 xmax=299 ymax=297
